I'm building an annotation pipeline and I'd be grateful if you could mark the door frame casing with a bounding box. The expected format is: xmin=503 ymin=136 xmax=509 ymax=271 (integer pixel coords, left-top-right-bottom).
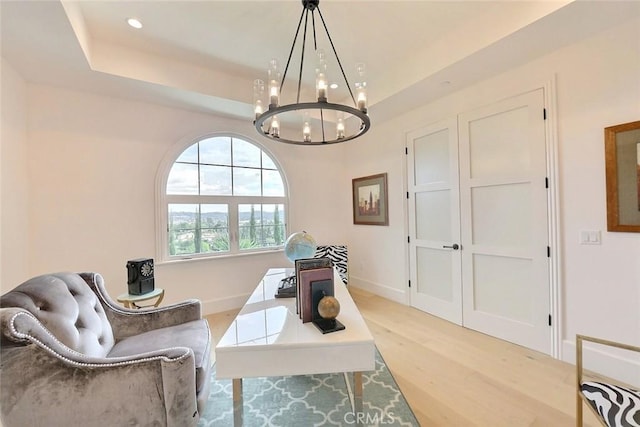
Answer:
xmin=402 ymin=77 xmax=562 ymax=359
xmin=543 ymin=77 xmax=562 ymax=360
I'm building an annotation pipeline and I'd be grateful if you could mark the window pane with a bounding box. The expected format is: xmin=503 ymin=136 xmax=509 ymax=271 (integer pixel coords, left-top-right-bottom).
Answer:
xmin=262 ymin=151 xmax=277 ymax=170
xmin=168 ymin=204 xmax=229 ymax=255
xmin=176 ymin=143 xmax=198 ymax=163
xmin=233 ymin=138 xmax=261 ymax=168
xmin=262 ymin=204 xmax=286 ymax=246
xmin=167 ymin=163 xmax=199 ymax=195
xmin=263 ymin=169 xmax=285 ymax=196
xmin=238 ymin=204 xmax=261 ymax=250
xmin=201 ymin=204 xmax=229 ymax=253
xmin=200 ymin=165 xmax=232 ymax=195
xmin=233 ymin=167 xmax=261 ymax=196
xmin=200 ymin=137 xmax=231 ymax=166
xmin=168 ymin=203 xmax=198 ymax=255
xmin=238 ymin=204 xmax=285 ymax=249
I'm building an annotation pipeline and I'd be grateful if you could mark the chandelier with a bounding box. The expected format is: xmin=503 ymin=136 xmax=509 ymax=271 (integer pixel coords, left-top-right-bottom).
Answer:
xmin=252 ymin=0 xmax=370 ymax=145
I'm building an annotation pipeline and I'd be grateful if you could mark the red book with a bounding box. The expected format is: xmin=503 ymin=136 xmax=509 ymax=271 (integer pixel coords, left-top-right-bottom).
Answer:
xmin=298 ymin=267 xmax=333 ymax=323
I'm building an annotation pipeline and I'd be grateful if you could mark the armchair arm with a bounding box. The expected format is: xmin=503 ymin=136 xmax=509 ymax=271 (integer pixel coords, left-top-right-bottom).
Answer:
xmin=79 ymin=272 xmax=202 ymax=340
xmin=2 ymin=308 xmax=194 ymax=364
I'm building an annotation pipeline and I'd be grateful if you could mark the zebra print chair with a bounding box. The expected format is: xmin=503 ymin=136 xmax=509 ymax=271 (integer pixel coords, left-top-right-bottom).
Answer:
xmin=314 ymin=245 xmax=348 ymax=286
xmin=576 ymin=335 xmax=640 ymax=427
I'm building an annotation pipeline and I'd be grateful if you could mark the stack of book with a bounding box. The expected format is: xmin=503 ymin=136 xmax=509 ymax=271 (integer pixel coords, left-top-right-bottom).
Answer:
xmin=294 ymin=257 xmax=334 ymax=324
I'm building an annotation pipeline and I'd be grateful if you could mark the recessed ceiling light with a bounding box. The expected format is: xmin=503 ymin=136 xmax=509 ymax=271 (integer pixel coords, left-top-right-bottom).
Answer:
xmin=127 ymin=18 xmax=143 ymax=29
xmin=329 ymin=83 xmax=339 ymax=89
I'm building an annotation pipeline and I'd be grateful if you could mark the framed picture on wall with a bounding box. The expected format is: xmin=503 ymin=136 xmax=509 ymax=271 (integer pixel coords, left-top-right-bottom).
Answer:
xmin=352 ymin=173 xmax=389 ymax=226
xmin=604 ymin=120 xmax=640 ymax=232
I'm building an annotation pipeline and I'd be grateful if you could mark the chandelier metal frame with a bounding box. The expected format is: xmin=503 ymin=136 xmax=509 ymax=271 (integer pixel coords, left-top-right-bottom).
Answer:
xmin=253 ymin=0 xmax=370 ymax=145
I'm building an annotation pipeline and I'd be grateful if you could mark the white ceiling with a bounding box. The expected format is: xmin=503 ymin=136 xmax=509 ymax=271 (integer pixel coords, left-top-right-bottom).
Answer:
xmin=2 ymin=1 xmax=639 ymax=124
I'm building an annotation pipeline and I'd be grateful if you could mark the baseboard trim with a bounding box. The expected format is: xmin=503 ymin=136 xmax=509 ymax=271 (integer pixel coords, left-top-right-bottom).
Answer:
xmin=348 ymin=275 xmax=408 ymax=305
xmin=563 ymin=339 xmax=640 ymax=388
xmin=202 ymin=293 xmax=249 ymax=315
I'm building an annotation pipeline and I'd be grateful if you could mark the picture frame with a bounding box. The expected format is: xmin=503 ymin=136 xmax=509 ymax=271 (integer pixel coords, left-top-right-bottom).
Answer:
xmin=604 ymin=120 xmax=640 ymax=232
xmin=352 ymin=173 xmax=389 ymax=226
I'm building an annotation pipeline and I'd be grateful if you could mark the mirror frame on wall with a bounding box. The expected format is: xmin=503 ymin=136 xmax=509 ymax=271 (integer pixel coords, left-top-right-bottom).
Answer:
xmin=604 ymin=120 xmax=640 ymax=232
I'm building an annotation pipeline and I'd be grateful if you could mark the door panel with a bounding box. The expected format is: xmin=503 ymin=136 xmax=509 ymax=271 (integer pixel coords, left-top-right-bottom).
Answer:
xmin=468 ymin=106 xmax=532 ymax=179
xmin=415 ymin=190 xmax=452 ymax=241
xmin=407 ymin=118 xmax=462 ymax=325
xmin=459 ymin=89 xmax=550 ymax=354
xmin=416 ymin=247 xmax=454 ymax=302
xmin=471 ymin=183 xmax=532 ymax=249
xmin=472 ymin=253 xmax=534 ymax=323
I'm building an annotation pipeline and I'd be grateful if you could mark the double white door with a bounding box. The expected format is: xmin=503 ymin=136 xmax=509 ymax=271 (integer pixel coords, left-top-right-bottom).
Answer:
xmin=407 ymin=89 xmax=551 ymax=354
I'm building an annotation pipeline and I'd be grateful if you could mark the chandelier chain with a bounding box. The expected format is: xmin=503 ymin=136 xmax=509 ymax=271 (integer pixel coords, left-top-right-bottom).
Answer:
xmin=280 ymin=8 xmax=306 ymax=95
xmin=297 ymin=10 xmax=310 ymax=104
xmin=316 ymin=7 xmax=357 ymax=107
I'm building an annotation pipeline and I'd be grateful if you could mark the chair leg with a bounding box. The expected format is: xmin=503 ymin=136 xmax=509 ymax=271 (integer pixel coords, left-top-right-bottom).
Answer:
xmin=576 ymin=394 xmax=582 ymax=427
xmin=576 ymin=335 xmax=583 ymax=427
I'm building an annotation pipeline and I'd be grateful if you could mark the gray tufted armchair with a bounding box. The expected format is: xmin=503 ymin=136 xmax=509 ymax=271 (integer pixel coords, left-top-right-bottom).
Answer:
xmin=0 ymin=272 xmax=212 ymax=427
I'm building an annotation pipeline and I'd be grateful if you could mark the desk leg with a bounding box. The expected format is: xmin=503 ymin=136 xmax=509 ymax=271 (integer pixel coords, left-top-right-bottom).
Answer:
xmin=353 ymin=371 xmax=363 ymax=415
xmin=233 ymin=378 xmax=243 ymax=427
xmin=353 ymin=372 xmax=362 ymax=412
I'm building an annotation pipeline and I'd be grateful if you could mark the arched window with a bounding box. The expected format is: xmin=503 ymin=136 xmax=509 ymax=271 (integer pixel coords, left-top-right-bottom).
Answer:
xmin=158 ymin=134 xmax=288 ymax=260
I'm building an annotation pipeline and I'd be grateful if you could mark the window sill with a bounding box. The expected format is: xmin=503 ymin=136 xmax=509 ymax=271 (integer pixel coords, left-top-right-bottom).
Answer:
xmin=156 ymin=248 xmax=284 ymax=266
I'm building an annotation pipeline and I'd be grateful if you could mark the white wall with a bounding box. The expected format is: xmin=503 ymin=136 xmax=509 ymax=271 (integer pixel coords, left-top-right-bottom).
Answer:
xmin=25 ymin=85 xmax=350 ymax=311
xmin=341 ymin=128 xmax=409 ymax=304
xmin=0 ymin=58 xmax=29 ymax=291
xmin=345 ymin=16 xmax=640 ymax=383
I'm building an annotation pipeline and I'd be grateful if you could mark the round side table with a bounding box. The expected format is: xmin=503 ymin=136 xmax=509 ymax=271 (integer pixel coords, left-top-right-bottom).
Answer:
xmin=117 ymin=288 xmax=165 ymax=309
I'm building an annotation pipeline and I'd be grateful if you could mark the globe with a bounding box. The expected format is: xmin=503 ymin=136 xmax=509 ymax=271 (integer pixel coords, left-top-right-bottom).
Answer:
xmin=284 ymin=231 xmax=317 ymax=263
xmin=318 ymin=295 xmax=340 ymax=319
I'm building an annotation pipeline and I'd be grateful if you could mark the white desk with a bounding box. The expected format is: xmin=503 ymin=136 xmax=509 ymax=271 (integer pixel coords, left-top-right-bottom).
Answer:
xmin=215 ymin=268 xmax=375 ymax=425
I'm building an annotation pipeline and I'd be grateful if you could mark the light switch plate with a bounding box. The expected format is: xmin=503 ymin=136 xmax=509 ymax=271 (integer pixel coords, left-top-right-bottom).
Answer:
xmin=579 ymin=230 xmax=601 ymax=245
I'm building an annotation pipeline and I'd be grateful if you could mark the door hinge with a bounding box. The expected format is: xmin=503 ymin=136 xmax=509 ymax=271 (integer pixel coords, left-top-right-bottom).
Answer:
xmin=543 ymin=108 xmax=547 ymax=120
xmin=407 ymin=236 xmax=410 ymax=244
xmin=548 ymin=314 xmax=552 ymax=326
xmin=547 ymin=246 xmax=551 ymax=257
xmin=545 ymin=177 xmax=549 ymax=188
xmin=405 ymin=147 xmax=408 ymax=155
xmin=408 ymin=280 xmax=411 ymax=288
xmin=407 ymin=191 xmax=409 ymax=199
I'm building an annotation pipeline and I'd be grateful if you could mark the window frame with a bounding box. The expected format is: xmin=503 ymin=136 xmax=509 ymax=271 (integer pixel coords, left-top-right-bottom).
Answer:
xmin=156 ymin=132 xmax=289 ymax=262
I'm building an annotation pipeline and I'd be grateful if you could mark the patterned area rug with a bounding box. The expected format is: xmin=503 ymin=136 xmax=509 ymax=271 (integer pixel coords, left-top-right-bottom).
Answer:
xmin=198 ymin=348 xmax=419 ymax=426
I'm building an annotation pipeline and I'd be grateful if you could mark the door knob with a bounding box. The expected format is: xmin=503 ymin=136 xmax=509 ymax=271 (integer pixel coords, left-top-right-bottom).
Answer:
xmin=443 ymin=243 xmax=460 ymax=250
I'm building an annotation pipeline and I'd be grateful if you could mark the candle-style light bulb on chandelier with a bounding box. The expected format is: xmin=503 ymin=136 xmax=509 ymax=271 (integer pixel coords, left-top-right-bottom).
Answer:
xmin=253 ymin=0 xmax=371 ymax=145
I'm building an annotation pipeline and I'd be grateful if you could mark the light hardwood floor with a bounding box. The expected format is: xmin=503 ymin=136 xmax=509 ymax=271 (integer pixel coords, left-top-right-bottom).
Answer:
xmin=206 ymin=287 xmax=600 ymax=427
